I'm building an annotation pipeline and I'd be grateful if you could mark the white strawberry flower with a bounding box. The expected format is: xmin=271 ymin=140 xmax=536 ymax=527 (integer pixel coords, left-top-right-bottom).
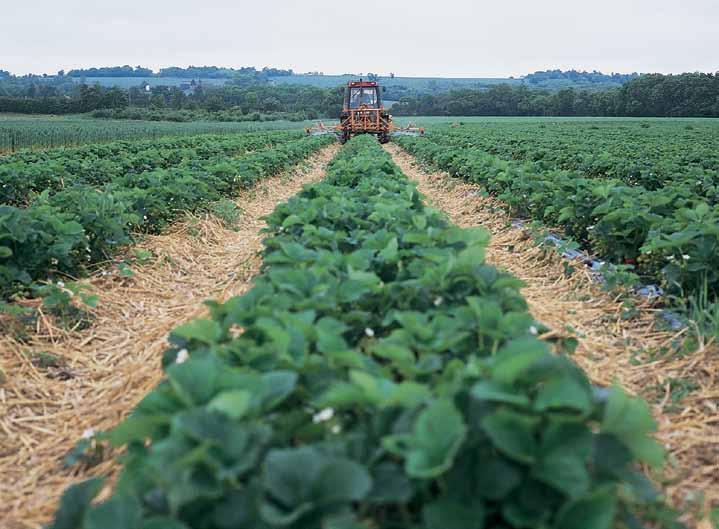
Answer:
xmin=313 ymin=408 xmax=334 ymax=423
xmin=81 ymin=428 xmax=95 ymax=439
xmin=175 ymin=349 xmax=189 ymax=364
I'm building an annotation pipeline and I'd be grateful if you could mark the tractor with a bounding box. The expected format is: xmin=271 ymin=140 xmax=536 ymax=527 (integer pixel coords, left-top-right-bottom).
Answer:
xmin=339 ymin=79 xmax=391 ymax=144
xmin=307 ymin=79 xmax=423 ymax=143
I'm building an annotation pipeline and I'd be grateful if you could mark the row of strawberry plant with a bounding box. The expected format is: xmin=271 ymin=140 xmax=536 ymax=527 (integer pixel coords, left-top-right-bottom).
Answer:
xmin=1 ymin=130 xmax=302 ymax=206
xmin=51 ymin=135 xmax=675 ymax=529
xmin=398 ymin=134 xmax=719 ymax=299
xmin=426 ymin=121 xmax=719 ymax=190
xmin=0 ymin=135 xmax=333 ymax=300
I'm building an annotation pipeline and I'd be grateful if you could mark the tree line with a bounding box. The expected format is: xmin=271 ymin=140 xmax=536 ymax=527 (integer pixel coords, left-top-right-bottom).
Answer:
xmin=0 ymin=83 xmax=343 ymax=118
xmin=391 ymin=73 xmax=719 ymax=117
xmin=0 ymin=71 xmax=717 ymax=119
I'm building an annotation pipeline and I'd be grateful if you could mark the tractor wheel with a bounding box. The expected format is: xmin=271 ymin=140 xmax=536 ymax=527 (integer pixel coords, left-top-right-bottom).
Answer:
xmin=378 ymin=133 xmax=390 ymax=144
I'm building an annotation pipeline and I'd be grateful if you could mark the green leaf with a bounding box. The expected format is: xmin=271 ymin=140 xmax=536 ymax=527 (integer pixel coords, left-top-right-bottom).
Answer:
xmin=208 ymin=390 xmax=253 ymax=419
xmin=384 ymin=399 xmax=467 ymax=478
xmin=412 ymin=214 xmax=427 ymax=230
xmin=315 ymin=317 xmax=350 ymax=354
xmin=263 ymin=446 xmax=321 ymax=508
xmin=313 ymin=458 xmax=373 ymax=503
xmin=601 ymin=385 xmax=664 ymax=467
xmin=261 ymin=447 xmax=371 ymax=525
xmin=423 ymin=496 xmax=485 ymax=529
xmin=379 ymin=237 xmax=399 ymax=261
xmin=80 ymin=293 xmax=99 ymax=308
xmin=142 ymin=518 xmax=191 ymax=529
xmin=50 ymin=477 xmax=104 ymax=529
xmin=322 ymin=513 xmax=369 ymax=529
xmin=371 ymin=341 xmax=415 ymax=365
xmin=366 ymin=462 xmax=413 ymax=504
xmin=481 ymin=409 xmax=538 ymax=464
xmin=533 ymin=451 xmax=589 ymax=498
xmin=106 ymin=414 xmax=169 ymax=446
xmin=117 ymin=262 xmax=135 ymax=277
xmin=133 ymin=249 xmax=154 ymax=263
xmin=555 ymin=487 xmax=617 ymax=529
xmin=167 ymin=356 xmax=220 ymax=406
xmin=388 ymin=381 xmax=432 ymax=407
xmin=491 ymin=338 xmax=548 ymax=384
xmin=281 ymin=214 xmax=303 ymax=228
xmin=456 ymin=244 xmax=486 ymax=270
xmin=0 ymin=246 xmax=12 ymax=258
xmin=171 ymin=318 xmax=222 ymax=345
xmin=534 ymin=376 xmax=592 ymax=414
xmin=317 ymin=381 xmax=365 ymax=408
xmin=259 ymin=371 xmax=298 ymax=409
xmin=532 ymin=422 xmax=593 ymax=497
xmin=471 ymin=380 xmax=531 ymax=407
xmin=473 ymin=457 xmax=522 ymax=501
xmin=85 ymin=493 xmax=142 ymax=529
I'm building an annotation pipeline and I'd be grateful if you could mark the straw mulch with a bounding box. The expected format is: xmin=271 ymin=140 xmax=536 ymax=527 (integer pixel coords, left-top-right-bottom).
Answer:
xmin=387 ymin=144 xmax=719 ymax=526
xmin=0 ymin=144 xmax=339 ymax=529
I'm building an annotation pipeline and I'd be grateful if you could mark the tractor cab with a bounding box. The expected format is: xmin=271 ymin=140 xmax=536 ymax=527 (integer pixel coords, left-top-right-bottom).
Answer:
xmin=345 ymin=82 xmax=381 ymax=109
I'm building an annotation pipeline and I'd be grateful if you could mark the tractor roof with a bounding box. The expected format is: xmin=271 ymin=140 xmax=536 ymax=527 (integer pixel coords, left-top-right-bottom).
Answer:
xmin=347 ymin=80 xmax=379 ymax=88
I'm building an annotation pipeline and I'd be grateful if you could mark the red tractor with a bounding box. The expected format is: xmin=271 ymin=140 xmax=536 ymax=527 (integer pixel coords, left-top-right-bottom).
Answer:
xmin=339 ymin=79 xmax=391 ymax=143
xmin=307 ymin=79 xmax=423 ymax=143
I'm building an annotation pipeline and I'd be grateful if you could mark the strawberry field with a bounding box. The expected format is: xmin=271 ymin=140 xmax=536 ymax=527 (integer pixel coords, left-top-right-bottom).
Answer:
xmin=397 ymin=120 xmax=719 ymax=302
xmin=0 ymin=131 xmax=332 ymax=299
xmin=3 ymin=121 xmax=716 ymax=528
xmin=38 ymin=135 xmax=678 ymax=529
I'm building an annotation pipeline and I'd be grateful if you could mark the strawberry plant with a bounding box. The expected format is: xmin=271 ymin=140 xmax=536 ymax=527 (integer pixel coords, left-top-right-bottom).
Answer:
xmin=397 ymin=131 xmax=719 ymax=299
xmin=51 ymin=136 xmax=677 ymax=529
xmin=0 ymin=130 xmax=301 ymax=207
xmin=0 ymin=134 xmax=333 ymax=300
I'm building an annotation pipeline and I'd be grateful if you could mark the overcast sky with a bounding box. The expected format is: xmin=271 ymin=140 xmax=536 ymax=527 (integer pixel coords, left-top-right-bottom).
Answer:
xmin=2 ymin=0 xmax=717 ymax=77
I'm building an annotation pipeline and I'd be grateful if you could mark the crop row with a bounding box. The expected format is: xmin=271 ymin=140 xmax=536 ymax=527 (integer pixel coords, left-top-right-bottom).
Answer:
xmin=52 ymin=136 xmax=669 ymax=529
xmin=1 ymin=130 xmax=303 ymax=206
xmin=428 ymin=121 xmax=719 ymax=190
xmin=397 ymin=134 xmax=719 ymax=299
xmin=0 ymin=135 xmax=333 ymax=299
xmin=0 ymin=117 xmax=308 ymax=153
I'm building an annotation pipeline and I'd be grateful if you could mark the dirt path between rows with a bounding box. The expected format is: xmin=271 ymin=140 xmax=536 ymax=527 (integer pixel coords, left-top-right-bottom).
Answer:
xmin=386 ymin=143 xmax=718 ymax=525
xmin=0 ymin=144 xmax=339 ymax=528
